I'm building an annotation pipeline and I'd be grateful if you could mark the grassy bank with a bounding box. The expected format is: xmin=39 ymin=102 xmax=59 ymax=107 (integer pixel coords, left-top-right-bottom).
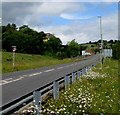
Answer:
xmin=21 ymin=58 xmax=119 ymax=114
xmin=2 ymin=52 xmax=90 ymax=73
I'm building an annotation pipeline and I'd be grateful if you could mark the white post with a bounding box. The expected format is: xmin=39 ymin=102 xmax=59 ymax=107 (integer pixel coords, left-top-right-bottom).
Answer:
xmin=12 ymin=46 xmax=16 ymax=68
xmin=13 ymin=51 xmax=15 ymax=68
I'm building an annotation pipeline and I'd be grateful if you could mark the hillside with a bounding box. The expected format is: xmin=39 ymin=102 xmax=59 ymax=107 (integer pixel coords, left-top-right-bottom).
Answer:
xmin=2 ymin=52 xmax=90 ymax=73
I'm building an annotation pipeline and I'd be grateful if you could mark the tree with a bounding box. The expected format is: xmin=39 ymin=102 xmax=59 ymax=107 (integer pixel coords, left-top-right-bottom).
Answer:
xmin=44 ymin=36 xmax=62 ymax=55
xmin=112 ymin=41 xmax=120 ymax=60
xmin=67 ymin=39 xmax=80 ymax=57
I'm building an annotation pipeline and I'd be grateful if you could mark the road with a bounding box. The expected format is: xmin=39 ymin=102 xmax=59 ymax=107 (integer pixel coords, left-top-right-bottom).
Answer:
xmin=1 ymin=54 xmax=100 ymax=106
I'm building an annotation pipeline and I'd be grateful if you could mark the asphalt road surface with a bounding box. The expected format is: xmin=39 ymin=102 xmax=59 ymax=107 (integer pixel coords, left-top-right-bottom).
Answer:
xmin=1 ymin=54 xmax=100 ymax=106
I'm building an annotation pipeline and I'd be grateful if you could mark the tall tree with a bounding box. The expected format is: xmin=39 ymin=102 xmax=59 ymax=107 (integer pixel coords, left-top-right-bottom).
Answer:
xmin=67 ymin=39 xmax=80 ymax=57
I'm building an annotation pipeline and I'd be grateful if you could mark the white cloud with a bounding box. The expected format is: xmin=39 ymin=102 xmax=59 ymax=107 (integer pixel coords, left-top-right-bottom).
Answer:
xmin=2 ymin=2 xmax=85 ymax=26
xmin=34 ymin=12 xmax=118 ymax=45
xmin=2 ymin=0 xmax=119 ymax=2
xmin=60 ymin=13 xmax=89 ymax=20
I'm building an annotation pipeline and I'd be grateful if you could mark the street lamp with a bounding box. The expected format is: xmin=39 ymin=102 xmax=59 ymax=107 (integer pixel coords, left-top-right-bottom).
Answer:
xmin=98 ymin=16 xmax=103 ymax=69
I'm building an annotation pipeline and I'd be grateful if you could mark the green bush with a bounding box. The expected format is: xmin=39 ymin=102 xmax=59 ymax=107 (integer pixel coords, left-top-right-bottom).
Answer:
xmin=112 ymin=41 xmax=120 ymax=60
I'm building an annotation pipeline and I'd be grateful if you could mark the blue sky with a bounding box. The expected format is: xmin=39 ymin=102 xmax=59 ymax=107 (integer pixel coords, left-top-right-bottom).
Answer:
xmin=42 ymin=2 xmax=117 ymax=27
xmin=2 ymin=1 xmax=118 ymax=44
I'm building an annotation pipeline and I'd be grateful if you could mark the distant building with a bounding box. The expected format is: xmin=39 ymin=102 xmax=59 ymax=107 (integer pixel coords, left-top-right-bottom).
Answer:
xmin=46 ymin=33 xmax=54 ymax=39
xmin=82 ymin=50 xmax=94 ymax=56
xmin=43 ymin=33 xmax=54 ymax=42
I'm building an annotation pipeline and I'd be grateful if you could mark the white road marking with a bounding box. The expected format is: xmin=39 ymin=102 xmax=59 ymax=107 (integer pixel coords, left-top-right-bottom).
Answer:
xmin=22 ymin=75 xmax=27 ymax=77
xmin=4 ymin=78 xmax=13 ymax=81
xmin=70 ymin=64 xmax=74 ymax=66
xmin=44 ymin=69 xmax=54 ymax=72
xmin=2 ymin=80 xmax=9 ymax=83
xmin=57 ymin=67 xmax=63 ymax=69
xmin=28 ymin=72 xmax=42 ymax=77
xmin=0 ymin=77 xmax=23 ymax=85
xmin=65 ymin=65 xmax=70 ymax=67
xmin=0 ymin=72 xmax=43 ymax=85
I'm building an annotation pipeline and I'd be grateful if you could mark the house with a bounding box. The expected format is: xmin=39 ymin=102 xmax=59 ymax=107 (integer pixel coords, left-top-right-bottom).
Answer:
xmin=82 ymin=50 xmax=94 ymax=56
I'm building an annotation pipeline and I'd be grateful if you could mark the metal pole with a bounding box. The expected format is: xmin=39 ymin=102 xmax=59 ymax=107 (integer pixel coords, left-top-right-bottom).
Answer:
xmin=98 ymin=16 xmax=103 ymax=69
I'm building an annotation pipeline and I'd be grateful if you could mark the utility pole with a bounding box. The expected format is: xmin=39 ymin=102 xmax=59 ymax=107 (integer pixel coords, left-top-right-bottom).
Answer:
xmin=98 ymin=16 xmax=103 ymax=69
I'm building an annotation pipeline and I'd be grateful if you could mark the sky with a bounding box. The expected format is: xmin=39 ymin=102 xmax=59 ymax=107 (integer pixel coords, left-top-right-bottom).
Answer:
xmin=1 ymin=0 xmax=119 ymax=44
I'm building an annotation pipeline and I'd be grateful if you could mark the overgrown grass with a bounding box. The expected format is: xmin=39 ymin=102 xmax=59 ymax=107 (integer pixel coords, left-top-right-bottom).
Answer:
xmin=21 ymin=58 xmax=119 ymax=114
xmin=2 ymin=52 xmax=90 ymax=73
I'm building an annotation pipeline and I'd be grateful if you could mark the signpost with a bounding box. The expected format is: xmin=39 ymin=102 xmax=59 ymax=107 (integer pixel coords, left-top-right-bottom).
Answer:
xmin=12 ymin=46 xmax=16 ymax=68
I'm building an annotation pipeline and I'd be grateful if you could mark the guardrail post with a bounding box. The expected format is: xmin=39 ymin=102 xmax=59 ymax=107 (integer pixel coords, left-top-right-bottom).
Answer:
xmin=77 ymin=71 xmax=80 ymax=78
xmin=33 ymin=90 xmax=41 ymax=115
xmin=64 ymin=76 xmax=70 ymax=90
xmin=82 ymin=68 xmax=84 ymax=75
xmin=85 ymin=67 xmax=88 ymax=74
xmin=84 ymin=68 xmax=86 ymax=75
xmin=80 ymin=69 xmax=82 ymax=76
xmin=53 ymin=81 xmax=59 ymax=100
xmin=72 ymin=73 xmax=76 ymax=83
xmin=88 ymin=65 xmax=90 ymax=71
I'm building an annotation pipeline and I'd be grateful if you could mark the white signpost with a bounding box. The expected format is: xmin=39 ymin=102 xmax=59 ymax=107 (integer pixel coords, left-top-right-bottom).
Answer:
xmin=12 ymin=46 xmax=16 ymax=68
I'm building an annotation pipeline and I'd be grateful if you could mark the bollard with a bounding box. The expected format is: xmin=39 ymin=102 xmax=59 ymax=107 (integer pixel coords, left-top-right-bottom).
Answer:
xmin=65 ymin=76 xmax=70 ymax=90
xmin=33 ymin=90 xmax=41 ymax=115
xmin=72 ymin=73 xmax=76 ymax=83
xmin=53 ymin=81 xmax=59 ymax=100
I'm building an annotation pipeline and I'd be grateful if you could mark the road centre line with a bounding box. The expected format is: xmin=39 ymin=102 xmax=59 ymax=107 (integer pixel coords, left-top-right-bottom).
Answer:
xmin=65 ymin=65 xmax=70 ymax=67
xmin=44 ymin=69 xmax=55 ymax=72
xmin=28 ymin=72 xmax=42 ymax=77
xmin=4 ymin=78 xmax=13 ymax=81
xmin=2 ymin=80 xmax=9 ymax=83
xmin=0 ymin=77 xmax=24 ymax=85
xmin=57 ymin=67 xmax=63 ymax=69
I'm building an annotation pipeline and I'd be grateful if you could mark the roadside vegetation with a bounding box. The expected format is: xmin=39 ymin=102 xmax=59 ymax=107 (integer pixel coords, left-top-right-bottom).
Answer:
xmin=1 ymin=24 xmax=119 ymax=59
xmin=2 ymin=51 xmax=90 ymax=73
xmin=21 ymin=58 xmax=119 ymax=114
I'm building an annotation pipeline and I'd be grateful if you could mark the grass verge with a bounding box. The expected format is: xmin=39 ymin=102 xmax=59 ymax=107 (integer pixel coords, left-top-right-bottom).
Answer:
xmin=2 ymin=52 xmax=90 ymax=73
xmin=20 ymin=58 xmax=119 ymax=114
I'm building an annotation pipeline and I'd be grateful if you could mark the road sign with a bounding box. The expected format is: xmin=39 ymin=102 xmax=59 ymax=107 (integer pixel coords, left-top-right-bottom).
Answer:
xmin=98 ymin=43 xmax=103 ymax=50
xmin=12 ymin=46 xmax=16 ymax=52
xmin=102 ymin=49 xmax=112 ymax=57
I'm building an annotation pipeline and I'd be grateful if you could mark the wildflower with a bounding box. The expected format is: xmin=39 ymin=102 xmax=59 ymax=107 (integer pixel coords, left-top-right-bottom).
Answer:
xmin=79 ymin=105 xmax=82 ymax=108
xmin=50 ymin=111 xmax=54 ymax=113
xmin=82 ymin=110 xmax=85 ymax=112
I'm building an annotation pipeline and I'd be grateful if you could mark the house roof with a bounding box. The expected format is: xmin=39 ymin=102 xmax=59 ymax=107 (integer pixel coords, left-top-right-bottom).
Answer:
xmin=85 ymin=50 xmax=94 ymax=54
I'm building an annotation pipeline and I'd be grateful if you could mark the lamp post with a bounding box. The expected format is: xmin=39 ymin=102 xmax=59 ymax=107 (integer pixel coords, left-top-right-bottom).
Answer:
xmin=98 ymin=16 xmax=103 ymax=69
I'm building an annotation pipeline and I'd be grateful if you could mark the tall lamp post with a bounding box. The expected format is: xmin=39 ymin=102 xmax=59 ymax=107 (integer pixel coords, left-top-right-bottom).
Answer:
xmin=98 ymin=16 xmax=103 ymax=69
